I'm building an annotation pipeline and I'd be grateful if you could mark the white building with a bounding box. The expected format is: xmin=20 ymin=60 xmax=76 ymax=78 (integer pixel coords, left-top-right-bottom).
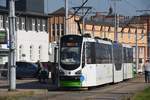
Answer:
xmin=0 ymin=8 xmax=49 ymax=63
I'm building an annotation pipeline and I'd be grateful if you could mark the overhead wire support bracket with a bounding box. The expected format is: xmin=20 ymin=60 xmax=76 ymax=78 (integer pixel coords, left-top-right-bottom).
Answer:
xmin=72 ymin=6 xmax=92 ymax=35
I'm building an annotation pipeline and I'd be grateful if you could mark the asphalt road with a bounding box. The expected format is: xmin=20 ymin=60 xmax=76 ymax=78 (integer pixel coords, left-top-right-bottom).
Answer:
xmin=0 ymin=74 xmax=150 ymax=100
xmin=46 ymin=75 xmax=149 ymax=100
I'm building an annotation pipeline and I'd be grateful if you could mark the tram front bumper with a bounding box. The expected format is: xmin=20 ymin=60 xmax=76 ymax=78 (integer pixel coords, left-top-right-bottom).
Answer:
xmin=59 ymin=76 xmax=81 ymax=87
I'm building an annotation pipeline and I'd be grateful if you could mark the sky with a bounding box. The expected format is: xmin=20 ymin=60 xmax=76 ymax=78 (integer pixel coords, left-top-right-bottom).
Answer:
xmin=0 ymin=0 xmax=149 ymax=16
xmin=45 ymin=0 xmax=150 ymax=16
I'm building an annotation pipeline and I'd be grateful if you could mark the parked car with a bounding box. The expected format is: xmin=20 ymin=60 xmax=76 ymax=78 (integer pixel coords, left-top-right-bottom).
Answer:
xmin=2 ymin=62 xmax=39 ymax=79
xmin=16 ymin=62 xmax=39 ymax=79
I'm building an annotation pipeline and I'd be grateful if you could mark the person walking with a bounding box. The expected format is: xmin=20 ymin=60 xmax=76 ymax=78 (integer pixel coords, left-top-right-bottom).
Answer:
xmin=39 ymin=68 xmax=49 ymax=83
xmin=143 ymin=59 xmax=150 ymax=83
xmin=37 ymin=60 xmax=43 ymax=73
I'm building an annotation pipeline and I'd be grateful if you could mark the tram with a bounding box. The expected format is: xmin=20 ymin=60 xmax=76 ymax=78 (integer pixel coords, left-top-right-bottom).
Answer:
xmin=58 ymin=34 xmax=133 ymax=88
xmin=122 ymin=44 xmax=133 ymax=79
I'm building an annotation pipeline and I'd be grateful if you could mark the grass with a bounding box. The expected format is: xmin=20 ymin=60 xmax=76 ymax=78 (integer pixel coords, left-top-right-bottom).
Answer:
xmin=131 ymin=86 xmax=150 ymax=100
xmin=0 ymin=91 xmax=34 ymax=100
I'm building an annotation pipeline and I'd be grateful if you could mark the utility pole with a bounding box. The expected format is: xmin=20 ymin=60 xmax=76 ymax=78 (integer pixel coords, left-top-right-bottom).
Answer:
xmin=114 ymin=0 xmax=117 ymax=41
xmin=82 ymin=0 xmax=85 ymax=34
xmin=8 ymin=0 xmax=16 ymax=91
xmin=65 ymin=0 xmax=68 ymax=34
xmin=135 ymin=29 xmax=139 ymax=73
xmin=112 ymin=0 xmax=121 ymax=41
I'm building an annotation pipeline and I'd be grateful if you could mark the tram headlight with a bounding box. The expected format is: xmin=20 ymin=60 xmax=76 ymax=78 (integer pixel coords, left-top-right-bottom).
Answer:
xmin=75 ymin=70 xmax=81 ymax=74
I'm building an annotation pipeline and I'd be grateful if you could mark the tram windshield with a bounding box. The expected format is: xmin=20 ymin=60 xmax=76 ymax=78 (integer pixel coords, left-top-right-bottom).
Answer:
xmin=60 ymin=35 xmax=82 ymax=70
xmin=61 ymin=47 xmax=80 ymax=65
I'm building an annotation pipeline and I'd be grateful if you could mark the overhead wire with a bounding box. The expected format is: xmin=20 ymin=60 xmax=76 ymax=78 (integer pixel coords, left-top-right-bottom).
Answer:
xmin=66 ymin=0 xmax=89 ymax=20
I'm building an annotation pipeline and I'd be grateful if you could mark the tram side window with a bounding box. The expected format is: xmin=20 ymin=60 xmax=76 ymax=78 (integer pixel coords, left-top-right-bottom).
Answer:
xmin=123 ymin=47 xmax=128 ymax=63
xmin=95 ymin=43 xmax=101 ymax=63
xmin=128 ymin=48 xmax=133 ymax=63
xmin=86 ymin=42 xmax=95 ymax=64
xmin=114 ymin=44 xmax=122 ymax=63
xmin=113 ymin=43 xmax=122 ymax=70
xmin=95 ymin=43 xmax=112 ymax=64
xmin=108 ymin=45 xmax=112 ymax=63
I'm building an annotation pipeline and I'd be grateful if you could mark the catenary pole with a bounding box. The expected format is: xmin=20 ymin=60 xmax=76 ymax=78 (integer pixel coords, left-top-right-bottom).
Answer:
xmin=112 ymin=0 xmax=121 ymax=41
xmin=65 ymin=0 xmax=68 ymax=34
xmin=135 ymin=29 xmax=139 ymax=74
xmin=82 ymin=0 xmax=84 ymax=35
xmin=114 ymin=0 xmax=117 ymax=41
xmin=8 ymin=0 xmax=16 ymax=91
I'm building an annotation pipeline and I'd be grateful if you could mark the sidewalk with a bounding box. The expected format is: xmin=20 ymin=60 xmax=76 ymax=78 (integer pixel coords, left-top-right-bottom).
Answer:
xmin=0 ymin=78 xmax=50 ymax=100
xmin=88 ymin=74 xmax=150 ymax=100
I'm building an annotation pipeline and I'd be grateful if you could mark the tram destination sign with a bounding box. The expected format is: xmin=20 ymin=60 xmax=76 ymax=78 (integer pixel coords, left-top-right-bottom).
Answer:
xmin=0 ymin=30 xmax=7 ymax=44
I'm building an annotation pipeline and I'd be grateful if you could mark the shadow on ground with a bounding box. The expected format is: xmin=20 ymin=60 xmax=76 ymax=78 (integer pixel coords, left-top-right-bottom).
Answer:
xmin=0 ymin=78 xmax=54 ymax=90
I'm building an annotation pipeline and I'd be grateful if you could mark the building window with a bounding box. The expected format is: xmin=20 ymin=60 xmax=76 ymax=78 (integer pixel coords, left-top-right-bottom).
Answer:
xmin=52 ymin=24 xmax=55 ymax=41
xmin=38 ymin=45 xmax=42 ymax=60
xmin=5 ymin=17 xmax=9 ymax=29
xmin=141 ymin=30 xmax=144 ymax=43
xmin=16 ymin=17 xmax=19 ymax=30
xmin=30 ymin=45 xmax=34 ymax=61
xmin=139 ymin=47 xmax=144 ymax=57
xmin=57 ymin=24 xmax=59 ymax=36
xmin=32 ymin=18 xmax=35 ymax=31
xmin=42 ymin=19 xmax=46 ymax=31
xmin=21 ymin=17 xmax=25 ymax=30
xmin=61 ymin=24 xmax=64 ymax=35
xmin=57 ymin=24 xmax=59 ymax=30
xmin=61 ymin=24 xmax=64 ymax=30
xmin=0 ymin=15 xmax=3 ymax=29
xmin=19 ymin=45 xmax=23 ymax=60
xmin=52 ymin=24 xmax=55 ymax=29
xmin=37 ymin=19 xmax=40 ymax=31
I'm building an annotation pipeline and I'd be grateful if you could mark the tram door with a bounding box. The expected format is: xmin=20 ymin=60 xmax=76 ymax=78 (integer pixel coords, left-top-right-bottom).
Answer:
xmin=82 ymin=42 xmax=97 ymax=86
xmin=113 ymin=43 xmax=123 ymax=83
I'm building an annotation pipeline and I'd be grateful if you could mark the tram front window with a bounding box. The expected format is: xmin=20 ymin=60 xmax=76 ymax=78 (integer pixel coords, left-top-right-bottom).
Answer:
xmin=60 ymin=47 xmax=81 ymax=70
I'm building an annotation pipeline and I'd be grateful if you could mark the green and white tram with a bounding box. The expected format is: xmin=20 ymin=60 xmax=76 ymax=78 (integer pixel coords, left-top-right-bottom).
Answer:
xmin=58 ymin=34 xmax=133 ymax=88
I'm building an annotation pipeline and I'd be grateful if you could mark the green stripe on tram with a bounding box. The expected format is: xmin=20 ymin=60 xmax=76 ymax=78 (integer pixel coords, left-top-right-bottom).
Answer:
xmin=60 ymin=80 xmax=81 ymax=87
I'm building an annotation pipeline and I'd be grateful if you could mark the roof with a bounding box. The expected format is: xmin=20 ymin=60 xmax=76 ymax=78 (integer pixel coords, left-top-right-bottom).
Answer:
xmin=84 ymin=17 xmax=127 ymax=27
xmin=48 ymin=7 xmax=73 ymax=16
xmin=16 ymin=11 xmax=49 ymax=17
xmin=84 ymin=15 xmax=147 ymax=29
xmin=0 ymin=8 xmax=48 ymax=17
xmin=124 ymin=14 xmax=150 ymax=29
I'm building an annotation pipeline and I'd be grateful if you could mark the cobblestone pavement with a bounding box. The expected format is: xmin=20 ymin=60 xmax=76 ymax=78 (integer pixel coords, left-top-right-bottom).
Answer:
xmin=0 ymin=74 xmax=150 ymax=100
